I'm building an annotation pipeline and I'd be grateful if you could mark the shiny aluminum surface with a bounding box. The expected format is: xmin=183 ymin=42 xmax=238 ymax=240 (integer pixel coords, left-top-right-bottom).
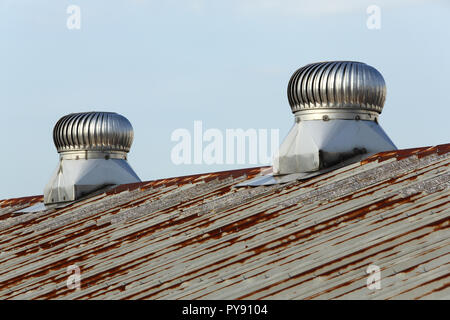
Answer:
xmin=53 ymin=112 xmax=134 ymax=153
xmin=275 ymin=61 xmax=394 ymax=175
xmin=294 ymin=109 xmax=379 ymax=121
xmin=59 ymin=151 xmax=128 ymax=160
xmin=288 ymin=61 xmax=386 ymax=114
xmin=44 ymin=111 xmax=140 ymax=204
xmin=273 ymin=118 xmax=396 ymax=175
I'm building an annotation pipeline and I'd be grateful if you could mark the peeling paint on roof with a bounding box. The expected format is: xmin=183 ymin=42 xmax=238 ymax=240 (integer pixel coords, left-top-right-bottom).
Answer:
xmin=0 ymin=144 xmax=449 ymax=300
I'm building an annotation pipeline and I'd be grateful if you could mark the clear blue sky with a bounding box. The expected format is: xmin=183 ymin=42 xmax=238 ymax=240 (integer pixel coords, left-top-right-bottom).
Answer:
xmin=1 ymin=0 xmax=449 ymax=199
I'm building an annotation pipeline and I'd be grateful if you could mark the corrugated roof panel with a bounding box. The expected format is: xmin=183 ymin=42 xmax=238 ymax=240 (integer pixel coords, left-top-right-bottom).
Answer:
xmin=0 ymin=145 xmax=448 ymax=300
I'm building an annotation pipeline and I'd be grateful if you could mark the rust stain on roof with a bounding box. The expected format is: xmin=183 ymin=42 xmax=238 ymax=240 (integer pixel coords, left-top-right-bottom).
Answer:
xmin=0 ymin=145 xmax=448 ymax=300
xmin=0 ymin=195 xmax=43 ymax=209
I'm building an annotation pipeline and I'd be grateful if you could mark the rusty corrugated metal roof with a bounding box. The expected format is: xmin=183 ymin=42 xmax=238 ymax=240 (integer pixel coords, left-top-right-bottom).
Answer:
xmin=0 ymin=144 xmax=449 ymax=300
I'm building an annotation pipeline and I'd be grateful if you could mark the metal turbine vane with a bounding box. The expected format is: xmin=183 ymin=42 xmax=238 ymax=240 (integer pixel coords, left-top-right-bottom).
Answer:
xmin=44 ymin=111 xmax=141 ymax=204
xmin=273 ymin=61 xmax=396 ymax=175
